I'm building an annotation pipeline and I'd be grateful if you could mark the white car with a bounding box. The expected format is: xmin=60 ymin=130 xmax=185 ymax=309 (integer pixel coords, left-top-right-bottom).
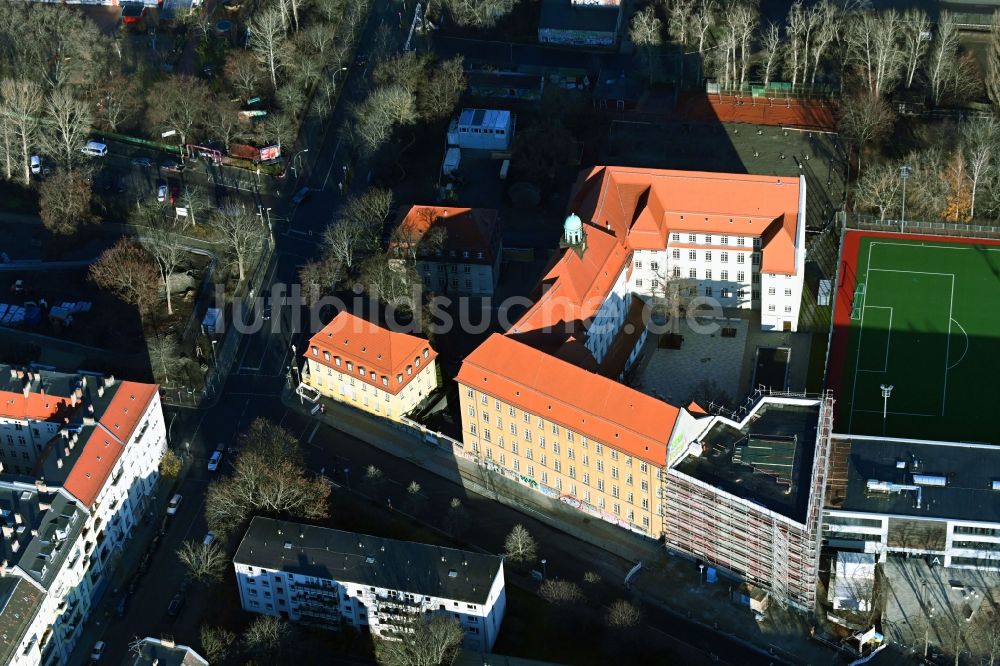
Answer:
xmin=30 ymin=155 xmax=41 ymax=175
xmin=156 ymin=183 xmax=167 ymax=203
xmin=207 ymin=450 xmax=222 ymax=471
xmin=90 ymin=641 xmax=105 ymax=662
xmin=203 ymin=531 xmax=215 ymax=546
xmin=80 ymin=141 xmax=108 ymax=157
xmin=166 ymin=493 xmax=182 ymax=515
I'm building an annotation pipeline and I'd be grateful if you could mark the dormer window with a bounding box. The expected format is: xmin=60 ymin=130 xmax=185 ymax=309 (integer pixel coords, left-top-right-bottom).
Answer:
xmin=359 ymin=366 xmax=365 ymax=376
xmin=382 ymin=376 xmax=389 ymax=386
xmin=370 ymin=371 xmax=376 ymax=380
xmin=423 ymin=349 xmax=429 ymax=359
xmin=335 ymin=357 xmax=342 ymax=366
xmin=415 ymin=357 xmax=421 ymax=367
xmin=311 ymin=346 xmax=319 ymax=356
xmin=323 ymin=351 xmax=331 ymax=362
xmin=347 ymin=361 xmax=354 ymax=371
xmin=396 ymin=374 xmax=403 ymax=383
xmin=406 ymin=366 xmax=413 ymax=376
xmin=462 ymin=251 xmax=469 ymax=258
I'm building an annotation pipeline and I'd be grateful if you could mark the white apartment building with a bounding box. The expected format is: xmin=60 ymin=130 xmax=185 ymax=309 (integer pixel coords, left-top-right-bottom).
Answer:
xmin=0 ymin=367 xmax=165 ymax=665
xmin=234 ymin=517 xmax=506 ymax=653
xmin=824 ymin=436 xmax=1000 ymax=572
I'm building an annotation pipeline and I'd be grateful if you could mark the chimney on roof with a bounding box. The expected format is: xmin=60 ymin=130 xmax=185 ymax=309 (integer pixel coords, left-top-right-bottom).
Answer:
xmin=80 ymin=376 xmax=86 ymax=389
xmin=16 ymin=370 xmax=23 ymax=379
xmin=70 ymin=393 xmax=78 ymax=408
xmin=63 ymin=447 xmax=70 ymax=457
xmin=22 ymin=384 xmax=28 ymax=399
xmin=87 ymin=404 xmax=94 ymax=414
xmin=1 ymin=526 xmax=11 ymax=539
xmin=97 ymin=385 xmax=104 ymax=398
xmin=34 ymin=480 xmax=47 ymax=492
xmin=13 ymin=513 xmax=22 ymax=525
xmin=8 ymin=368 xmax=15 ymax=379
xmin=104 ymin=375 xmax=115 ymax=387
xmin=56 ymin=459 xmax=63 ymax=469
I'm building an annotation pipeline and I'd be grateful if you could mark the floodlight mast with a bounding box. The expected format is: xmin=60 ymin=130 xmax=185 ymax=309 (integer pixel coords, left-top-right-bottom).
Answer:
xmin=880 ymin=384 xmax=894 ymax=435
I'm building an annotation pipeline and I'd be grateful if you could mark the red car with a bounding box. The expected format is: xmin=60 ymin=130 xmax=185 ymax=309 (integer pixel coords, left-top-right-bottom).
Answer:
xmin=169 ymin=182 xmax=180 ymax=204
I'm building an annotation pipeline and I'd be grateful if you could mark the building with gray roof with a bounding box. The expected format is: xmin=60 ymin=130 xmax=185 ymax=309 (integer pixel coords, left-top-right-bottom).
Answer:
xmin=824 ymin=435 xmax=1000 ymax=571
xmin=233 ymin=517 xmax=506 ymax=653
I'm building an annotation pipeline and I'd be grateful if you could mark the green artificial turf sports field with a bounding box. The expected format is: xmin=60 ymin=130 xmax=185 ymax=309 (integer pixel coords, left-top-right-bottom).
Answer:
xmin=838 ymin=237 xmax=1000 ymax=443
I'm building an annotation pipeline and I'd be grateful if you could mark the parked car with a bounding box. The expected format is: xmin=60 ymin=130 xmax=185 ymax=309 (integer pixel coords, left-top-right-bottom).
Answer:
xmin=131 ymin=156 xmax=153 ymax=168
xmin=262 ymin=304 xmax=272 ymax=321
xmin=291 ymin=186 xmax=311 ymax=205
xmin=207 ymin=450 xmax=222 ymax=471
xmin=161 ymin=160 xmax=185 ymax=172
xmin=80 ymin=141 xmax=108 ymax=157
xmin=169 ymin=181 xmax=180 ymax=204
xmin=167 ymin=493 xmax=182 ymax=515
xmin=203 ymin=531 xmax=215 ymax=546
xmin=30 ymin=155 xmax=41 ymax=175
xmin=167 ymin=593 xmax=185 ymax=617
xmin=156 ymin=180 xmax=167 ymax=203
xmin=90 ymin=641 xmax=106 ymax=662
xmin=115 ymin=594 xmax=129 ymax=617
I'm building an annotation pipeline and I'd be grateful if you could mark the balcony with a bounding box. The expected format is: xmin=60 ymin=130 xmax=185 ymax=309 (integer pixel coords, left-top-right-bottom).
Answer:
xmin=292 ymin=580 xmax=338 ymax=595
xmin=374 ymin=594 xmax=422 ymax=609
xmin=293 ymin=592 xmax=340 ymax=608
xmin=296 ymin=607 xmax=341 ymax=627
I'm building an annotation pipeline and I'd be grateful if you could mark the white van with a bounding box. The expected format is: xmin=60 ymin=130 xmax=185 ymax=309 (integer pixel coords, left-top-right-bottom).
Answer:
xmin=80 ymin=141 xmax=108 ymax=158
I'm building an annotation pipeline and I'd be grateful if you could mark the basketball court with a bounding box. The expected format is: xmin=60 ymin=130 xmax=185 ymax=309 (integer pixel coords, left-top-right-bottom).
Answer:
xmin=830 ymin=232 xmax=1000 ymax=443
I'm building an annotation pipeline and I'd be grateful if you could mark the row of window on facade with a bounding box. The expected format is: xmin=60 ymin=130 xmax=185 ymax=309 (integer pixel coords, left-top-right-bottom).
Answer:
xmin=667 ymin=233 xmax=763 ymax=247
xmin=636 ymin=250 xmax=761 ymax=271
xmin=418 ymin=249 xmax=487 ymax=260
xmin=312 ymin=347 xmax=430 ymax=384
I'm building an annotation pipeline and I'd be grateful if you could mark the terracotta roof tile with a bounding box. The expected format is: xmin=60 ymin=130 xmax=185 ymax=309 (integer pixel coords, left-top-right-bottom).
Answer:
xmin=307 ymin=312 xmax=436 ymax=395
xmin=393 ymin=205 xmax=500 ymax=265
xmin=457 ymin=334 xmax=680 ymax=466
xmin=63 ymin=427 xmax=125 ymax=507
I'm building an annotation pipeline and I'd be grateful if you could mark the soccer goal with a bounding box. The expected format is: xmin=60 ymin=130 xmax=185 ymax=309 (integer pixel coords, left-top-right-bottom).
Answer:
xmin=850 ymin=283 xmax=866 ymax=320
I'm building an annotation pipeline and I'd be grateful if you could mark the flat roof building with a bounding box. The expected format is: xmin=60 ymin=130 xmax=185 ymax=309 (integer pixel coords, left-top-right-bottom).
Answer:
xmin=824 ymin=435 xmax=1000 ymax=572
xmin=233 ymin=517 xmax=506 ymax=652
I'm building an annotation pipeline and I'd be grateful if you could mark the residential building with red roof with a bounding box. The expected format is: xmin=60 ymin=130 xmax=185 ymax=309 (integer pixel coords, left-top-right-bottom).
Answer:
xmin=390 ymin=205 xmax=503 ymax=296
xmin=0 ymin=366 xmax=165 ymax=664
xmin=303 ymin=312 xmax=439 ymax=421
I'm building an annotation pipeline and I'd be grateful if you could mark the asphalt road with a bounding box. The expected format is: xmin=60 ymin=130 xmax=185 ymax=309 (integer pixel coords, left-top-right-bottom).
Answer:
xmin=432 ymin=35 xmax=632 ymax=72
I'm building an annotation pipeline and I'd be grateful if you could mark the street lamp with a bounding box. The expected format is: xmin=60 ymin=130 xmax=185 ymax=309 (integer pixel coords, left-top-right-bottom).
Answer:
xmin=699 ymin=563 xmax=705 ymax=585
xmin=880 ymin=384 xmax=894 ymax=435
xmin=210 ymin=339 xmax=217 ymax=362
xmin=161 ymin=128 xmax=185 ymax=165
xmin=333 ymin=66 xmax=348 ymax=88
xmin=540 ymin=559 xmax=547 ymax=579
xmin=900 ymin=165 xmax=912 ymax=232
xmin=291 ymin=149 xmax=310 ymax=180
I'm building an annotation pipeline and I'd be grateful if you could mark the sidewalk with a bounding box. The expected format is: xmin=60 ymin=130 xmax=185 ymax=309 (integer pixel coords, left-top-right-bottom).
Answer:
xmin=283 ymin=391 xmax=840 ymax=665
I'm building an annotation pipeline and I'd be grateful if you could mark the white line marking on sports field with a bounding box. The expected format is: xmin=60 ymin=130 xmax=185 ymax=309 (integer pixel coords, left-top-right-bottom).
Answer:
xmin=948 ymin=319 xmax=970 ymax=370
xmin=847 ymin=242 xmax=875 ymax=432
xmin=868 ymin=268 xmax=956 ymax=277
xmin=852 ymin=409 xmax=937 ymax=417
xmin=942 ymin=274 xmax=955 ymax=416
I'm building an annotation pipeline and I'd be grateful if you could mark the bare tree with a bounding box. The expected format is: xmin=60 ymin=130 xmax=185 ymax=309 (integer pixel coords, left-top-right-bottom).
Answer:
xmin=249 ymin=5 xmax=289 ymax=90
xmin=759 ymin=23 xmax=782 ymax=88
xmin=854 ymin=161 xmax=901 ymax=220
xmin=177 ymin=540 xmax=228 ymax=582
xmin=215 ymin=208 xmax=267 ymax=282
xmin=989 ymin=11 xmax=1000 ymax=108
xmin=900 ymin=9 xmax=930 ymax=89
xmin=323 ymin=188 xmax=391 ymax=272
xmin=96 ymin=72 xmax=142 ymax=132
xmin=0 ymin=79 xmax=43 ymax=184
xmin=225 ymin=51 xmax=262 ymax=100
xmin=417 ymin=56 xmax=466 ymax=122
xmin=668 ymin=0 xmax=695 ymax=45
xmin=207 ymin=99 xmax=242 ymax=150
xmin=963 ymin=117 xmax=996 ymax=219
xmin=503 ymin=524 xmax=538 ymax=564
xmin=441 ymin=0 xmax=517 ymax=29
xmin=205 ymin=451 xmax=330 ymax=537
xmin=732 ymin=1 xmax=758 ymax=87
xmin=607 ymin=599 xmax=642 ymax=629
xmin=691 ymin=0 xmax=717 ymax=83
xmin=43 ymin=88 xmax=92 ymax=170
xmin=140 ymin=215 xmax=187 ymax=315
xmin=299 ymin=254 xmax=344 ymax=305
xmin=374 ymin=616 xmax=464 ymax=666
xmin=147 ymin=333 xmax=182 ymax=385
xmin=199 ymin=626 xmax=236 ymax=664
xmin=539 ymin=579 xmax=585 ymax=605
xmin=89 ymin=239 xmax=161 ymax=315
xmin=39 ymin=168 xmax=94 ymax=235
xmin=360 ymin=250 xmax=422 ymax=313
xmin=837 ymin=90 xmax=894 ymax=174
xmin=927 ymin=11 xmax=961 ymax=106
xmin=243 ymin=615 xmax=288 ymax=655
xmin=809 ymin=1 xmax=840 ymax=86
xmin=846 ymin=9 xmax=905 ymax=98
xmin=352 ymin=84 xmax=417 ymax=154
xmin=786 ymin=0 xmax=807 ymax=86
xmin=631 ymin=6 xmax=663 ymax=84
xmin=445 ymin=497 xmax=467 ymax=537
xmin=146 ymin=76 xmax=213 ymax=148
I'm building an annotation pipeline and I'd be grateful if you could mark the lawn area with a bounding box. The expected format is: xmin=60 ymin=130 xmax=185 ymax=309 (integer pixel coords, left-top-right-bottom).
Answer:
xmin=831 ymin=232 xmax=1000 ymax=443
